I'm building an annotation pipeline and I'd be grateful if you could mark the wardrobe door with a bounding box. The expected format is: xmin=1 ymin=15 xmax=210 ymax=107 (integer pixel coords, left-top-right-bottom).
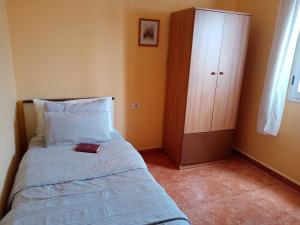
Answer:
xmin=184 ymin=10 xmax=225 ymax=134
xmin=211 ymin=14 xmax=250 ymax=131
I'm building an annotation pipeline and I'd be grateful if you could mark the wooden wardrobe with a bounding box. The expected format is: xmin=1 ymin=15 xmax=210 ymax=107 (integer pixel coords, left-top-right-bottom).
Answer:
xmin=163 ymin=8 xmax=250 ymax=168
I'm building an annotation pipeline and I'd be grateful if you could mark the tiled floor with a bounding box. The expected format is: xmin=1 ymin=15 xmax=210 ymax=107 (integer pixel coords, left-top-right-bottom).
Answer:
xmin=141 ymin=151 xmax=300 ymax=225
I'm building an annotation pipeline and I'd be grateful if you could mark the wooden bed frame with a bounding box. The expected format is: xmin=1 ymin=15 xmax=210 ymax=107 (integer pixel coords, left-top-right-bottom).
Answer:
xmin=17 ymin=97 xmax=115 ymax=154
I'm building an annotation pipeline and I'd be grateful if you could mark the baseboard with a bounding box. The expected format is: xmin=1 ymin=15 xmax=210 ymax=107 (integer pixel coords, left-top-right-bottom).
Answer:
xmin=137 ymin=147 xmax=162 ymax=153
xmin=180 ymin=159 xmax=227 ymax=170
xmin=232 ymin=148 xmax=300 ymax=192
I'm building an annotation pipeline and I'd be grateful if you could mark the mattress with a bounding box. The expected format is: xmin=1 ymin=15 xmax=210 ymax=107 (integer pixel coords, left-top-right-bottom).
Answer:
xmin=1 ymin=132 xmax=190 ymax=225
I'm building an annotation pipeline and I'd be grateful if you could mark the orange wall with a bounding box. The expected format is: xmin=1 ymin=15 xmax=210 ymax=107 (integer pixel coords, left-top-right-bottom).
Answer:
xmin=7 ymin=0 xmax=236 ymax=150
xmin=235 ymin=0 xmax=300 ymax=184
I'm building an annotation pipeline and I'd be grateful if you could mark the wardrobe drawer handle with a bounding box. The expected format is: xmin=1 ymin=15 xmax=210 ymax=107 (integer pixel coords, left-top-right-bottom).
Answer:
xmin=219 ymin=72 xmax=224 ymax=75
xmin=211 ymin=72 xmax=216 ymax=75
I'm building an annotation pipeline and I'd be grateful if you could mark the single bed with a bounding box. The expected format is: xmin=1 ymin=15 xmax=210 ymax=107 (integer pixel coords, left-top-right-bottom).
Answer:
xmin=1 ymin=98 xmax=190 ymax=225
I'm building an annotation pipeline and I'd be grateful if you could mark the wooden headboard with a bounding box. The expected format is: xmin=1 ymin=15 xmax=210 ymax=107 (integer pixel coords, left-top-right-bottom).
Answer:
xmin=18 ymin=97 xmax=115 ymax=151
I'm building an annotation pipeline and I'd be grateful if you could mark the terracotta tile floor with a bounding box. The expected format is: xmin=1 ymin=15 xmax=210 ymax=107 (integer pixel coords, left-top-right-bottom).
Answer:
xmin=141 ymin=151 xmax=300 ymax=225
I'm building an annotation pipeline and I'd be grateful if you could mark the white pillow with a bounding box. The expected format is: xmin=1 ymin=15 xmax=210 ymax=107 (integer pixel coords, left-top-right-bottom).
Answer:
xmin=33 ymin=99 xmax=50 ymax=137
xmin=44 ymin=111 xmax=111 ymax=146
xmin=33 ymin=97 xmax=114 ymax=137
xmin=67 ymin=97 xmax=114 ymax=131
xmin=44 ymin=99 xmax=106 ymax=112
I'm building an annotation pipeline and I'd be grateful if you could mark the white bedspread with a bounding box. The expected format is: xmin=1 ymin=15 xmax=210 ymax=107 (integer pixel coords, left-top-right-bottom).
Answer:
xmin=1 ymin=135 xmax=190 ymax=225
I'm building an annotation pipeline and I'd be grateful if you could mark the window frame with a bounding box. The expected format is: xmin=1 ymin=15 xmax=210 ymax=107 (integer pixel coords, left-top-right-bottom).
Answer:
xmin=287 ymin=33 xmax=300 ymax=103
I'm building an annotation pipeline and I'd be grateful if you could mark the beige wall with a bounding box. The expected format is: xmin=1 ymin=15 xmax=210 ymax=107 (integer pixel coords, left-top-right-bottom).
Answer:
xmin=234 ymin=0 xmax=300 ymax=184
xmin=0 ymin=0 xmax=18 ymax=218
xmin=7 ymin=0 xmax=236 ymax=150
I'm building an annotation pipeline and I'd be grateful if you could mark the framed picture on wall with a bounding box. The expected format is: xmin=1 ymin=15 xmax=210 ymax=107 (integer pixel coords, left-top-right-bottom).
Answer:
xmin=138 ymin=18 xmax=160 ymax=47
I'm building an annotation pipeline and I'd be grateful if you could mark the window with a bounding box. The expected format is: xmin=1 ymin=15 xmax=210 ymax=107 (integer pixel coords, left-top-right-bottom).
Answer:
xmin=288 ymin=33 xmax=300 ymax=103
xmin=257 ymin=1 xmax=300 ymax=135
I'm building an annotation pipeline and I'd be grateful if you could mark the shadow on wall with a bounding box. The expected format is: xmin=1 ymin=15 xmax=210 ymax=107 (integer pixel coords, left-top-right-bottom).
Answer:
xmin=0 ymin=104 xmax=24 ymax=218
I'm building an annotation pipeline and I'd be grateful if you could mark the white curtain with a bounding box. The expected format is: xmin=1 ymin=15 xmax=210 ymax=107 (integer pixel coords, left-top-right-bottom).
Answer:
xmin=257 ymin=0 xmax=300 ymax=136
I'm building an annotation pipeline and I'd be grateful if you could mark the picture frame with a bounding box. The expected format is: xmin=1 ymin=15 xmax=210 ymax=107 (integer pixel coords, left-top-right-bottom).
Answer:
xmin=138 ymin=18 xmax=160 ymax=47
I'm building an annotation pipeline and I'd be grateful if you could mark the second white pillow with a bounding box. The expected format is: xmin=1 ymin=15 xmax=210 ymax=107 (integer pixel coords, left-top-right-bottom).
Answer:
xmin=44 ymin=111 xmax=111 ymax=146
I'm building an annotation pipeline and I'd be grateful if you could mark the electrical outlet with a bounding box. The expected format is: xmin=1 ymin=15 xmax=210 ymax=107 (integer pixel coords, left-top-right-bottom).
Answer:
xmin=131 ymin=102 xmax=140 ymax=110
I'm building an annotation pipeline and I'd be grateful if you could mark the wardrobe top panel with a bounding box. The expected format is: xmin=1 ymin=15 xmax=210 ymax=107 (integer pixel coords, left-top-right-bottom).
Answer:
xmin=194 ymin=7 xmax=251 ymax=16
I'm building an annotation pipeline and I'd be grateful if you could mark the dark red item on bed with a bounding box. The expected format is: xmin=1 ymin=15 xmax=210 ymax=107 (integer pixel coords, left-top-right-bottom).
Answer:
xmin=75 ymin=143 xmax=101 ymax=153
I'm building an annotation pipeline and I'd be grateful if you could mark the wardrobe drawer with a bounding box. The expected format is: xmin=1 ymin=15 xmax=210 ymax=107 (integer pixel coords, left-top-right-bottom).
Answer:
xmin=181 ymin=130 xmax=233 ymax=165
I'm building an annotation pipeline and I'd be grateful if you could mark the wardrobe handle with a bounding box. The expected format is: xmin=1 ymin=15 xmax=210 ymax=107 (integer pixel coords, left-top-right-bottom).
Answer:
xmin=219 ymin=72 xmax=224 ymax=75
xmin=211 ymin=72 xmax=216 ymax=76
